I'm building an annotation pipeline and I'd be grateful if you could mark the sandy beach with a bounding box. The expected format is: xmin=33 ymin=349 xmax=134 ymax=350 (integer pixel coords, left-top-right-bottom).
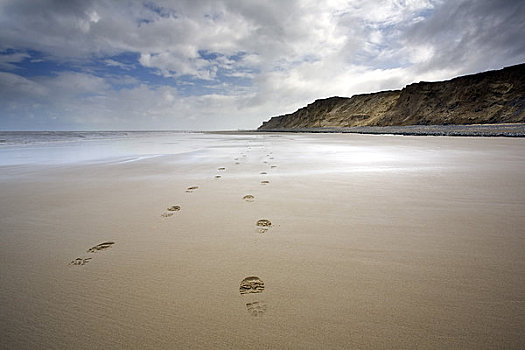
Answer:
xmin=1 ymin=132 xmax=525 ymax=349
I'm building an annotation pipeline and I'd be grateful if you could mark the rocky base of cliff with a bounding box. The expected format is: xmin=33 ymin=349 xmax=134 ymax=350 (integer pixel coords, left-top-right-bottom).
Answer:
xmin=258 ymin=123 xmax=525 ymax=137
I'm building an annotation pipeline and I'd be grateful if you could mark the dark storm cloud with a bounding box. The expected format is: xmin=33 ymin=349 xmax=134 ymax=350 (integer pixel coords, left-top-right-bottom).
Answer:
xmin=406 ymin=0 xmax=525 ymax=74
xmin=1 ymin=0 xmax=92 ymax=41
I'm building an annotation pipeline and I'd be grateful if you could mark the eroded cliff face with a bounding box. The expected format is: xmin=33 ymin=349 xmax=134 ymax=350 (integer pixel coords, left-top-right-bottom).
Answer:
xmin=258 ymin=64 xmax=525 ymax=130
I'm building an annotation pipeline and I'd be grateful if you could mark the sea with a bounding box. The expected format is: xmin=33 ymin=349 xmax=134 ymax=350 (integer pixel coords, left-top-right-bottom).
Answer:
xmin=0 ymin=131 xmax=232 ymax=166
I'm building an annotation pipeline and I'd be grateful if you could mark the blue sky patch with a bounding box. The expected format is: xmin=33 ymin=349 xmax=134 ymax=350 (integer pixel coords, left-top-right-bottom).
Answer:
xmin=0 ymin=49 xmax=257 ymax=97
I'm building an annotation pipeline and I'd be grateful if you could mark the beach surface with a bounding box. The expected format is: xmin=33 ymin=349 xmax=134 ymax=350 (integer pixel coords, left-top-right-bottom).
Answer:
xmin=1 ymin=132 xmax=525 ymax=349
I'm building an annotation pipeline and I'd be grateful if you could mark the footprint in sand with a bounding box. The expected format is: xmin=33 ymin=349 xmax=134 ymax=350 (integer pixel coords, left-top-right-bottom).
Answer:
xmin=87 ymin=241 xmax=115 ymax=253
xmin=69 ymin=257 xmax=92 ymax=266
xmin=69 ymin=242 xmax=115 ymax=266
xmin=260 ymin=180 xmax=270 ymax=185
xmin=270 ymin=165 xmax=277 ymax=169
xmin=186 ymin=186 xmax=199 ymax=193
xmin=256 ymin=219 xmax=272 ymax=233
xmin=260 ymin=172 xmax=267 ymax=175
xmin=218 ymin=167 xmax=226 ymax=171
xmin=243 ymin=195 xmax=255 ymax=202
xmin=246 ymin=301 xmax=267 ymax=317
xmin=215 ymin=175 xmax=222 ymax=179
xmin=161 ymin=205 xmax=181 ymax=217
xmin=240 ymin=276 xmax=267 ymax=317
xmin=240 ymin=276 xmax=265 ymax=294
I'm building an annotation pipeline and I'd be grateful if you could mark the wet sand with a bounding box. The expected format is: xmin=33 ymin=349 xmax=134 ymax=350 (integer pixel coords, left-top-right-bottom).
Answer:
xmin=1 ymin=133 xmax=525 ymax=349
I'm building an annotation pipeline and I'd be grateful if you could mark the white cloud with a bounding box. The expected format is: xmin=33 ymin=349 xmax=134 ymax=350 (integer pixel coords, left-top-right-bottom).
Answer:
xmin=104 ymin=59 xmax=133 ymax=70
xmin=0 ymin=72 xmax=48 ymax=98
xmin=139 ymin=51 xmax=215 ymax=79
xmin=42 ymin=72 xmax=109 ymax=95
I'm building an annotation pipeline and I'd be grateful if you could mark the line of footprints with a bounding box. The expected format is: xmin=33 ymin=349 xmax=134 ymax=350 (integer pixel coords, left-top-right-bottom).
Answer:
xmin=70 ymin=146 xmax=277 ymax=317
xmin=69 ymin=241 xmax=115 ymax=266
xmin=160 ymin=149 xmax=276 ymax=316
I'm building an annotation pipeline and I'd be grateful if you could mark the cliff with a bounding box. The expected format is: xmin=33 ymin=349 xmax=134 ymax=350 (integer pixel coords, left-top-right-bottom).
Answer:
xmin=258 ymin=63 xmax=525 ymax=130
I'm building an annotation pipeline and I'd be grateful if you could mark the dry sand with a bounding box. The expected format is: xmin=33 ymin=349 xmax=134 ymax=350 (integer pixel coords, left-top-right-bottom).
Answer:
xmin=1 ymin=132 xmax=525 ymax=349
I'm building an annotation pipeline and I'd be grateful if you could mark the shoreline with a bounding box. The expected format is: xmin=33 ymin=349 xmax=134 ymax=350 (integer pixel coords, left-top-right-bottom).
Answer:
xmin=255 ymin=123 xmax=525 ymax=137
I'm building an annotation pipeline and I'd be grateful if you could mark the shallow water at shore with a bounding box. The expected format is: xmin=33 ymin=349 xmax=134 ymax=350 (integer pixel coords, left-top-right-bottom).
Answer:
xmin=1 ymin=132 xmax=525 ymax=349
xmin=0 ymin=131 xmax=232 ymax=166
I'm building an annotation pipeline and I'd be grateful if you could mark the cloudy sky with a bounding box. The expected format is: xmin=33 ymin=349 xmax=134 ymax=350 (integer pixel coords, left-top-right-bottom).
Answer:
xmin=1 ymin=0 xmax=524 ymax=130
